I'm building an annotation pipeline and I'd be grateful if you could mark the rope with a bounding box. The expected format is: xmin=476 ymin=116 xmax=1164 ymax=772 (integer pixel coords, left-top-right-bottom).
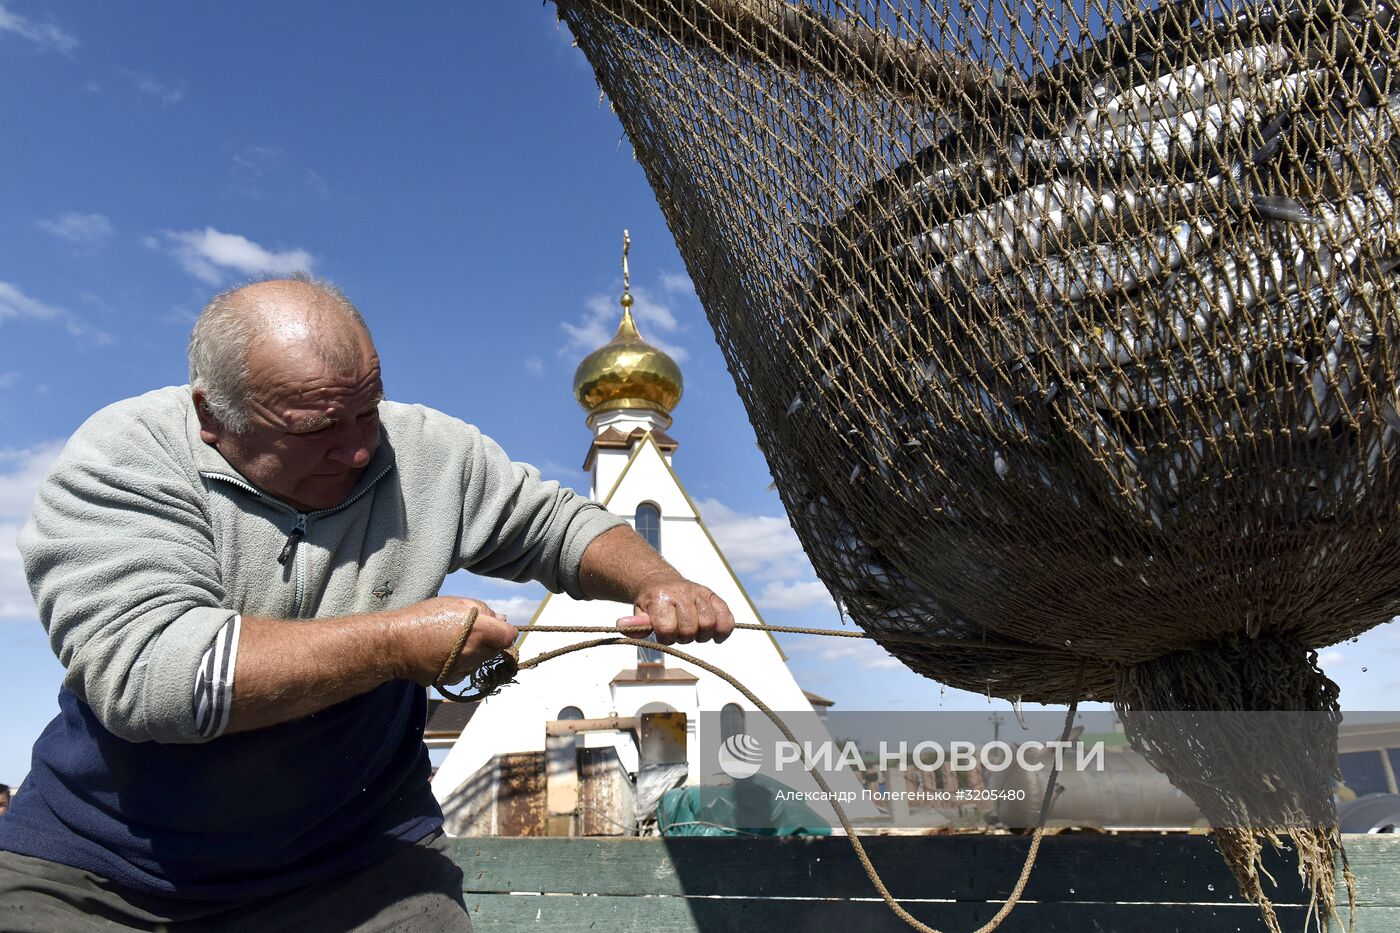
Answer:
xmin=432 ymin=605 xmax=519 ymax=704
xmin=521 ymin=621 xmax=1076 ymax=654
xmin=435 ymin=618 xmax=1086 ymax=933
xmin=433 ymin=606 xmax=478 ymax=688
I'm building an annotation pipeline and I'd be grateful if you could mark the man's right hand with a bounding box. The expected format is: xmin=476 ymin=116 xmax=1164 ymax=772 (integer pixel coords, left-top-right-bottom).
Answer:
xmin=393 ymin=596 xmax=519 ymax=687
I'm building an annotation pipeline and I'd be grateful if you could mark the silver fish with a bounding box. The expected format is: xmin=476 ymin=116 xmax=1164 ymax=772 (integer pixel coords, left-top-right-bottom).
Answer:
xmin=1078 ymin=45 xmax=1292 ymax=132
xmin=1016 ymin=70 xmax=1325 ymax=177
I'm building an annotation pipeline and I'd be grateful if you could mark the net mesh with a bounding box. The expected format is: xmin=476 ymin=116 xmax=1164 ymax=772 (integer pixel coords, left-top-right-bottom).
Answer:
xmin=552 ymin=0 xmax=1397 ymax=924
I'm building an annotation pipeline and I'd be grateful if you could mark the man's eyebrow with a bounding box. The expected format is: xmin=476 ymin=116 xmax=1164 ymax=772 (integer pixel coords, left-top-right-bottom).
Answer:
xmin=288 ymin=413 xmax=337 ymax=433
xmin=287 ymin=391 xmax=382 ymax=433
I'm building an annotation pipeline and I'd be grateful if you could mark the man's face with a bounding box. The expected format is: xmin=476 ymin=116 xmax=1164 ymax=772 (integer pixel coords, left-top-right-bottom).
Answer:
xmin=198 ymin=327 xmax=384 ymax=512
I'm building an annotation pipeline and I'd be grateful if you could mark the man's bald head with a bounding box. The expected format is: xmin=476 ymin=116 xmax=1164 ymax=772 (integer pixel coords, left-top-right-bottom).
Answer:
xmin=189 ymin=274 xmax=373 ymax=434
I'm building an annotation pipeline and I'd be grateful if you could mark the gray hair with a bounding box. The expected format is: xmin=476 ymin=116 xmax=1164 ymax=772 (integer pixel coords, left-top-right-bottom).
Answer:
xmin=188 ymin=272 xmax=372 ymax=434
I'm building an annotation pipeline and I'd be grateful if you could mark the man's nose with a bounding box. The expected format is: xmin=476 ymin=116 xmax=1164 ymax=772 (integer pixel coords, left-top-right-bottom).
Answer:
xmin=328 ymin=421 xmax=373 ymax=467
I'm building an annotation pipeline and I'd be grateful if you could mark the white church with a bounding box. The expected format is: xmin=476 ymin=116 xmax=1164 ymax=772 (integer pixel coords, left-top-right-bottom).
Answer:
xmin=430 ymin=240 xmax=877 ymax=835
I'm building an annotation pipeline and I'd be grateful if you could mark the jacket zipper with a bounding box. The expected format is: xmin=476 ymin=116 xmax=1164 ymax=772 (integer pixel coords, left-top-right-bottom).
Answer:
xmin=278 ymin=514 xmax=307 ymax=566
xmin=202 ymin=465 xmax=396 ymax=617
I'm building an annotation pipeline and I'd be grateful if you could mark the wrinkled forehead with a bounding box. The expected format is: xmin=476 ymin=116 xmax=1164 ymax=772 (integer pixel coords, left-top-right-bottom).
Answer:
xmin=246 ymin=321 xmax=382 ymax=407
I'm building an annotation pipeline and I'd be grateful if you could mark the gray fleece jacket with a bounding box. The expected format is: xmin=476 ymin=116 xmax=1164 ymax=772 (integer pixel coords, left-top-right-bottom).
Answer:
xmin=18 ymin=384 xmax=626 ymax=744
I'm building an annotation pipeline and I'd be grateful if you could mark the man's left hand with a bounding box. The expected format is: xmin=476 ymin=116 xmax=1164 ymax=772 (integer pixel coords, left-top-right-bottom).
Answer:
xmin=619 ymin=575 xmax=735 ymax=645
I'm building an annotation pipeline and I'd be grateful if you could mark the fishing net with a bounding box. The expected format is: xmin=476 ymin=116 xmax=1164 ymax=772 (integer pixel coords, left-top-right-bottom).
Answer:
xmin=551 ymin=0 xmax=1398 ymax=925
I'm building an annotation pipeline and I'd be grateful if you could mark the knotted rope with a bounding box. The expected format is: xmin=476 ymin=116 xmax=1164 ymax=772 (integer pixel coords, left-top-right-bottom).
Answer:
xmin=435 ymin=613 xmax=1084 ymax=933
xmin=437 ymin=617 xmax=1075 ymax=704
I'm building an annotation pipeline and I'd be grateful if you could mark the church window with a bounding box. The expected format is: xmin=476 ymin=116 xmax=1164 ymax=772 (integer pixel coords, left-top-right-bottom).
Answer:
xmin=635 ymin=503 xmax=664 ymax=664
xmin=721 ymin=703 xmax=745 ymax=743
xmin=635 ymin=502 xmax=661 ymax=552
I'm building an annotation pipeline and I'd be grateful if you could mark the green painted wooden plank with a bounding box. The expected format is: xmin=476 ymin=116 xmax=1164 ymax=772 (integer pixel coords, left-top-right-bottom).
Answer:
xmin=454 ymin=834 xmax=1400 ymax=906
xmin=1332 ymin=906 xmax=1400 ymax=933
xmin=464 ymin=892 xmax=1400 ymax=932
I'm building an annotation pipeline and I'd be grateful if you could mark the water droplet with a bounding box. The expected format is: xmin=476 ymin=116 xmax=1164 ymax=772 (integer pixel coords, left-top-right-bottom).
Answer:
xmin=1064 ymin=639 xmax=1072 ymax=646
xmin=1208 ymin=884 xmax=1215 ymax=892
xmin=1362 ymin=667 xmax=1369 ymax=672
xmin=1068 ymin=887 xmax=1075 ymax=894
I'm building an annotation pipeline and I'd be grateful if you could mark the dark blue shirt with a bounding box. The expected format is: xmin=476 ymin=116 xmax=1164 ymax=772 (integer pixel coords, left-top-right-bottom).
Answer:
xmin=0 ymin=683 xmax=440 ymax=901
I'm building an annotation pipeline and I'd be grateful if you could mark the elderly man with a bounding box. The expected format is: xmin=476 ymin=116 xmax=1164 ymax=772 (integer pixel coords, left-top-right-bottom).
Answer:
xmin=0 ymin=276 xmax=734 ymax=931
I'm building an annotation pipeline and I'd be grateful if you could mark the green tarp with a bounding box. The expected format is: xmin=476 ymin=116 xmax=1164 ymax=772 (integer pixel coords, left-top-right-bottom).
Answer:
xmin=658 ymin=774 xmax=834 ymax=837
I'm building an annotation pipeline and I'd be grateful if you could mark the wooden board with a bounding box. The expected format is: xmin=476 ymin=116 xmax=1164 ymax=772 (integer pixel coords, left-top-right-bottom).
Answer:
xmin=453 ymin=834 xmax=1400 ymax=932
xmin=464 ymin=893 xmax=1400 ymax=933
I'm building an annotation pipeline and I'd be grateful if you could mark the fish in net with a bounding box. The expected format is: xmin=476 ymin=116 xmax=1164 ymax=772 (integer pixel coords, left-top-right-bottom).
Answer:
xmin=550 ymin=0 xmax=1400 ymax=927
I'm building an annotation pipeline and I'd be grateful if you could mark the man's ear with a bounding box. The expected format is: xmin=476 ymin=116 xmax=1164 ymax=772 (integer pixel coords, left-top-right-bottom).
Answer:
xmin=192 ymin=389 xmax=222 ymax=445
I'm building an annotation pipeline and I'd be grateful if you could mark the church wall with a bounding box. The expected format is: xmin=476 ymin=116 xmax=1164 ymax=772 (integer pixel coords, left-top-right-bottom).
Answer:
xmin=432 ymin=437 xmax=878 ymax=826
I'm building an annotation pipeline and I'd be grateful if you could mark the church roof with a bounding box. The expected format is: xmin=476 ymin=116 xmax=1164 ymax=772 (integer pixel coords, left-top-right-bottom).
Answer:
xmin=426 ymin=698 xmax=479 ymax=738
xmin=522 ymin=431 xmax=788 ymax=663
xmin=572 ymin=234 xmax=684 ymax=425
xmin=573 ymin=307 xmax=684 ymax=424
xmin=582 ymin=426 xmax=678 ymax=471
xmin=610 ymin=666 xmax=701 ymax=685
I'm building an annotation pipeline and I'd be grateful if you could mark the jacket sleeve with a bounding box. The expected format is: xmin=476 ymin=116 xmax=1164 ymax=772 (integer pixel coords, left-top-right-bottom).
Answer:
xmin=451 ymin=425 xmax=627 ymax=598
xmin=17 ymin=405 xmax=235 ymax=744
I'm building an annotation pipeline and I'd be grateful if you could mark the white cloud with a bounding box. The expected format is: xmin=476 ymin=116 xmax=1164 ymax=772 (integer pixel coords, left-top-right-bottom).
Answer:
xmin=560 ymin=280 xmax=690 ymax=362
xmin=79 ymin=292 xmax=113 ymax=313
xmin=545 ymin=16 xmax=592 ymax=72
xmin=226 ymin=146 xmax=329 ymax=201
xmin=0 ymin=372 xmax=18 ymax=389
xmin=787 ymin=636 xmax=905 ymax=671
xmin=484 ymin=596 xmax=543 ymax=623
xmin=36 ymin=212 xmax=112 ymax=246
xmin=1316 ymin=622 xmax=1400 ymax=708
xmin=303 ymin=169 xmax=331 ymax=199
xmin=523 ymin=356 xmax=545 ymax=376
xmin=693 ymin=496 xmax=810 ymax=582
xmin=693 ymin=496 xmax=840 ymax=612
xmin=0 ymin=441 xmax=65 ymax=619
xmin=230 ymin=144 xmax=286 ymax=197
xmin=756 ymin=579 xmax=835 ymax=611
xmin=438 ymin=574 xmax=546 ymax=625
xmin=536 ymin=459 xmax=586 ymax=483
xmin=658 ymin=271 xmax=694 ymax=295
xmin=0 ymin=281 xmax=113 ymax=345
xmin=0 ymin=282 xmax=60 ymax=325
xmin=0 ymin=4 xmax=77 ymax=53
xmin=158 ymin=306 xmax=199 ymax=327
xmin=0 ymin=443 xmax=62 ymax=516
xmin=232 ymin=144 xmax=284 ymax=178
xmin=160 ymin=228 xmax=314 ymax=285
xmin=121 ymin=69 xmax=184 ymax=106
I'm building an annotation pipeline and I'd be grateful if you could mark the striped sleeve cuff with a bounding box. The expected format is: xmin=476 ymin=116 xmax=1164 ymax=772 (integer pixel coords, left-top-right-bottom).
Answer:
xmin=193 ymin=614 xmax=241 ymax=740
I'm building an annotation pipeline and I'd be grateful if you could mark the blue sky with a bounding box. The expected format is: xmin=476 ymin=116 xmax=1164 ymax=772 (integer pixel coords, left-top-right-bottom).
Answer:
xmin=1 ymin=2 xmax=1397 ymax=786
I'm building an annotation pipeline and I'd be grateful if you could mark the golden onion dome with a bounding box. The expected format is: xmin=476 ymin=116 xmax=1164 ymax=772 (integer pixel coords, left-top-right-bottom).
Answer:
xmin=573 ymin=294 xmax=684 ymax=426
